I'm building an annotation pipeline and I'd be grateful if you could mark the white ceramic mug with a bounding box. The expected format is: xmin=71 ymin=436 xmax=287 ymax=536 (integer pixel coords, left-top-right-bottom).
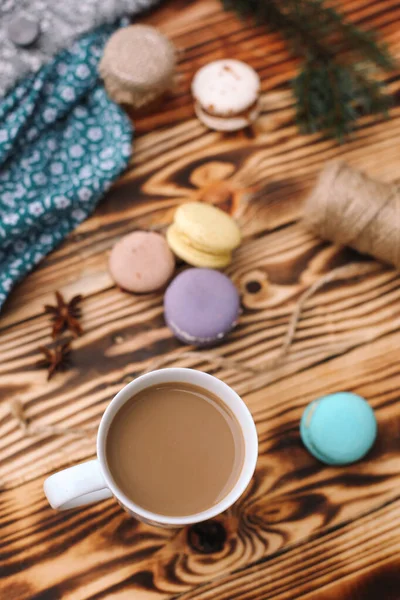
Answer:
xmin=44 ymin=368 xmax=258 ymax=527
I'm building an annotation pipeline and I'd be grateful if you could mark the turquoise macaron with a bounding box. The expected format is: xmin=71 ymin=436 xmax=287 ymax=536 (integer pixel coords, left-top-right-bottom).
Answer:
xmin=300 ymin=392 xmax=377 ymax=465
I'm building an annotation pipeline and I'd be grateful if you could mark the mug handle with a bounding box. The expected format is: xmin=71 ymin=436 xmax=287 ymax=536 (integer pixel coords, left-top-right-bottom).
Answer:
xmin=44 ymin=459 xmax=113 ymax=510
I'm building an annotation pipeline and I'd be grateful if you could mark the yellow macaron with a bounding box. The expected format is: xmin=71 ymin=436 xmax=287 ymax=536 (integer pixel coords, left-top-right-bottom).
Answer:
xmin=167 ymin=202 xmax=241 ymax=268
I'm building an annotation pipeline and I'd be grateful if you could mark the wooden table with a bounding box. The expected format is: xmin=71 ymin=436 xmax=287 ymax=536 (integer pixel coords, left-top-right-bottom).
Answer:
xmin=1 ymin=1 xmax=400 ymax=598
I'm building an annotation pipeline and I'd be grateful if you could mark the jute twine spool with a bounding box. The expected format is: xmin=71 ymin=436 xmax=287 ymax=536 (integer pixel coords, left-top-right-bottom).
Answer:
xmin=304 ymin=161 xmax=400 ymax=269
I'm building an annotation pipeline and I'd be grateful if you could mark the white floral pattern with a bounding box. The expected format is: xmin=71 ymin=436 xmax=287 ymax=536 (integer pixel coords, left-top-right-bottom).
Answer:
xmin=0 ymin=24 xmax=133 ymax=308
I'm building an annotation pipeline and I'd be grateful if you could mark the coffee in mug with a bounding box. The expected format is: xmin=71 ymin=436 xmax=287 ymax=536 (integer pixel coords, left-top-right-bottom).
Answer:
xmin=106 ymin=382 xmax=245 ymax=516
xmin=44 ymin=369 xmax=258 ymax=527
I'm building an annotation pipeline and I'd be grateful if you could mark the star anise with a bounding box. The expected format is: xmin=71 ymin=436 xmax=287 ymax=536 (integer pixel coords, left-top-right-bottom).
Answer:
xmin=45 ymin=291 xmax=83 ymax=338
xmin=37 ymin=340 xmax=72 ymax=380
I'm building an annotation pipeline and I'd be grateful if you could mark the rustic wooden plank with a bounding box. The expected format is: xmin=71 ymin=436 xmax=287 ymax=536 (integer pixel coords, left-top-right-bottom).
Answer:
xmin=1 ymin=226 xmax=400 ymax=487
xmin=1 ymin=0 xmax=400 ymax=598
xmin=176 ymin=498 xmax=400 ymax=600
xmin=0 ymin=330 xmax=399 ymax=598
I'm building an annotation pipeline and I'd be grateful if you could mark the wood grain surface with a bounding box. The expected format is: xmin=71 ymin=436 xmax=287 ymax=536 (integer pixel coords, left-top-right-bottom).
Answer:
xmin=1 ymin=1 xmax=400 ymax=598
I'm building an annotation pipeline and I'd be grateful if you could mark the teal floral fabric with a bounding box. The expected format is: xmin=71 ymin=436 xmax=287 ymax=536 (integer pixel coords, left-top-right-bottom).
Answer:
xmin=0 ymin=23 xmax=133 ymax=309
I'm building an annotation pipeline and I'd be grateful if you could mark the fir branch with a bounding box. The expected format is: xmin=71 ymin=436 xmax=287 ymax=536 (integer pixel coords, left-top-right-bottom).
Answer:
xmin=222 ymin=0 xmax=396 ymax=139
xmin=309 ymin=1 xmax=395 ymax=70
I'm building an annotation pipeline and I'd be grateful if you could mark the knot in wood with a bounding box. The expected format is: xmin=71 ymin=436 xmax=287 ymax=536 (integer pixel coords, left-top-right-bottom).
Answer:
xmin=246 ymin=280 xmax=262 ymax=294
xmin=187 ymin=520 xmax=227 ymax=554
xmin=234 ymin=269 xmax=269 ymax=309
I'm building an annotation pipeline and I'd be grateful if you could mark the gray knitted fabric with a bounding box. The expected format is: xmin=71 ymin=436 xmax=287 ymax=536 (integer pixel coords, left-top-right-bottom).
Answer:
xmin=0 ymin=0 xmax=158 ymax=97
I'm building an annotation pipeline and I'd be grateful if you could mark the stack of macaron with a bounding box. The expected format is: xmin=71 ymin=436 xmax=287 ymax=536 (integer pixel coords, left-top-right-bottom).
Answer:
xmin=108 ymin=201 xmax=242 ymax=347
xmin=191 ymin=59 xmax=261 ymax=131
xmin=166 ymin=201 xmax=241 ymax=269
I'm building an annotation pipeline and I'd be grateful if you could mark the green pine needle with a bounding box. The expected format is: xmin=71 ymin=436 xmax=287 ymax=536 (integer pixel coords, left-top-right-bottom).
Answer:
xmin=222 ymin=0 xmax=396 ymax=140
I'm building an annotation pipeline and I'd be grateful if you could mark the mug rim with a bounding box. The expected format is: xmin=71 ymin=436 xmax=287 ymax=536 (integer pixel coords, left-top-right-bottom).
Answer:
xmin=97 ymin=368 xmax=258 ymax=526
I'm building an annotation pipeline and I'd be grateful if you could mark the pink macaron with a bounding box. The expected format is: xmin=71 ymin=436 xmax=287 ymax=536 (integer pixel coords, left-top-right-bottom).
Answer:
xmin=109 ymin=231 xmax=175 ymax=293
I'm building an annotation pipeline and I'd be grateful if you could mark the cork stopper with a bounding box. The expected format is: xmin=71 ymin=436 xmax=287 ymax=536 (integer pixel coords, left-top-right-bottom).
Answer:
xmin=99 ymin=25 xmax=176 ymax=108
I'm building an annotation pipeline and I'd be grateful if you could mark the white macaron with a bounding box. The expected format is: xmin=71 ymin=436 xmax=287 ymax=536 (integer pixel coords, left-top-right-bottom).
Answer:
xmin=191 ymin=59 xmax=260 ymax=131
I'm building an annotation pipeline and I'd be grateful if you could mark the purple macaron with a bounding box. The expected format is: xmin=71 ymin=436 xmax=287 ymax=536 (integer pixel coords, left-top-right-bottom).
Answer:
xmin=164 ymin=268 xmax=240 ymax=346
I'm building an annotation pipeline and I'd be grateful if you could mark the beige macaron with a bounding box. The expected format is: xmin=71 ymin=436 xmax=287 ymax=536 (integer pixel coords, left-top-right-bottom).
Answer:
xmin=191 ymin=59 xmax=260 ymax=131
xmin=166 ymin=202 xmax=241 ymax=268
xmin=109 ymin=231 xmax=175 ymax=293
xmin=99 ymin=25 xmax=176 ymax=108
